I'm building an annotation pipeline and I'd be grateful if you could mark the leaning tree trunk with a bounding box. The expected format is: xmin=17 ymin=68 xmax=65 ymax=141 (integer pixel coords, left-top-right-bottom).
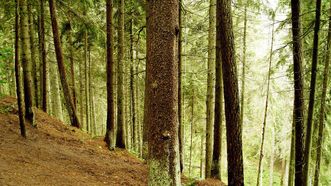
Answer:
xmin=313 ymin=4 xmax=331 ymax=186
xmin=15 ymin=0 xmax=26 ymax=138
xmin=116 ymin=0 xmax=126 ymax=148
xmin=146 ymin=0 xmax=180 ymax=185
xmin=256 ymin=16 xmax=275 ymax=186
xmin=217 ymin=0 xmax=244 ymax=184
xmin=206 ymin=0 xmax=216 ymax=178
xmin=290 ymin=0 xmax=305 ymax=185
xmin=48 ymin=0 xmax=80 ymax=128
xmin=105 ymin=0 xmax=116 ymax=150
xmin=303 ymin=0 xmax=322 ymax=183
xmin=19 ymin=0 xmax=35 ymax=126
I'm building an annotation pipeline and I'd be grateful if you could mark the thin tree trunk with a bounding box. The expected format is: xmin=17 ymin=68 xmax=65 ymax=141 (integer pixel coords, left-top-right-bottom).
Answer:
xmin=146 ymin=0 xmax=180 ymax=184
xmin=206 ymin=0 xmax=216 ymax=178
xmin=189 ymin=87 xmax=195 ymax=177
xmin=288 ymin=117 xmax=295 ymax=186
xmin=88 ymin=46 xmax=93 ymax=135
xmin=240 ymin=2 xmax=247 ymax=130
xmin=19 ymin=0 xmax=35 ymax=126
xmin=200 ymin=134 xmax=204 ymax=179
xmin=39 ymin=0 xmax=47 ymax=113
xmin=290 ymin=0 xmax=305 ymax=184
xmin=217 ymin=0 xmax=244 ymax=184
xmin=303 ymin=0 xmax=322 ymax=183
xmin=50 ymin=60 xmax=63 ymax=121
xmin=270 ymin=123 xmax=275 ymax=186
xmin=313 ymin=4 xmax=331 ymax=186
xmin=27 ymin=2 xmax=38 ymax=108
xmin=68 ymin=12 xmax=76 ymax=109
xmin=129 ymin=17 xmax=136 ymax=151
xmin=105 ymin=0 xmax=115 ymax=150
xmin=48 ymin=0 xmax=80 ymax=128
xmin=84 ymin=28 xmax=89 ymax=132
xmin=15 ymin=0 xmax=26 ymax=138
xmin=281 ymin=158 xmax=286 ymax=186
xmin=116 ymin=0 xmax=126 ymax=148
xmin=257 ymin=16 xmax=275 ymax=186
xmin=178 ymin=0 xmax=184 ymax=173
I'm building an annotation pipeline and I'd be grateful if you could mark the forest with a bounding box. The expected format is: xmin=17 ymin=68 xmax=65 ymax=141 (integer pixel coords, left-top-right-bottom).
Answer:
xmin=0 ymin=0 xmax=330 ymax=185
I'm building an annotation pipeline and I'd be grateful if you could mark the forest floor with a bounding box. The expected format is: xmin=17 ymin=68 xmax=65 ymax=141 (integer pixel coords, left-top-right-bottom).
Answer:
xmin=0 ymin=96 xmax=225 ymax=186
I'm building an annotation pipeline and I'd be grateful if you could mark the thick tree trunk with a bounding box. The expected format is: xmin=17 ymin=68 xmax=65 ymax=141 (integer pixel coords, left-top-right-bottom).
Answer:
xmin=290 ymin=0 xmax=305 ymax=185
xmin=39 ymin=0 xmax=47 ymax=113
xmin=19 ymin=0 xmax=35 ymax=126
xmin=303 ymin=0 xmax=322 ymax=183
xmin=116 ymin=0 xmax=126 ymax=148
xmin=257 ymin=17 xmax=275 ymax=186
xmin=48 ymin=0 xmax=80 ymax=128
xmin=313 ymin=5 xmax=331 ymax=186
xmin=27 ymin=2 xmax=38 ymax=108
xmin=105 ymin=0 xmax=115 ymax=150
xmin=15 ymin=0 xmax=26 ymax=138
xmin=206 ymin=0 xmax=216 ymax=178
xmin=217 ymin=0 xmax=244 ymax=184
xmin=146 ymin=0 xmax=180 ymax=185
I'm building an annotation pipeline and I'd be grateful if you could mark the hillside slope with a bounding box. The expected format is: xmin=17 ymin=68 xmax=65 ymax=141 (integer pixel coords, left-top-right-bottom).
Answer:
xmin=0 ymin=97 xmax=147 ymax=186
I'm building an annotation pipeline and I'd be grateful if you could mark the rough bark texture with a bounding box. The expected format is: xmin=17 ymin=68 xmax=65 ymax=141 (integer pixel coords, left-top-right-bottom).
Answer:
xmin=290 ymin=0 xmax=305 ymax=185
xmin=313 ymin=5 xmax=331 ymax=186
xmin=146 ymin=0 xmax=180 ymax=185
xmin=303 ymin=0 xmax=321 ymax=183
xmin=116 ymin=0 xmax=126 ymax=149
xmin=48 ymin=0 xmax=80 ymax=128
xmin=15 ymin=0 xmax=26 ymax=138
xmin=211 ymin=0 xmax=224 ymax=180
xmin=206 ymin=0 xmax=216 ymax=178
xmin=217 ymin=0 xmax=244 ymax=185
xmin=105 ymin=0 xmax=115 ymax=150
xmin=27 ymin=2 xmax=38 ymax=108
xmin=19 ymin=0 xmax=35 ymax=126
xmin=39 ymin=0 xmax=47 ymax=112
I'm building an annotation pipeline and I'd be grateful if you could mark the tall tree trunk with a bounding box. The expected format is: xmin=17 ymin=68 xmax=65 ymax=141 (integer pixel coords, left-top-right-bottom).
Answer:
xmin=19 ymin=0 xmax=35 ymax=126
xmin=313 ymin=4 xmax=331 ymax=186
xmin=129 ymin=17 xmax=136 ymax=151
xmin=50 ymin=58 xmax=63 ymax=121
xmin=189 ymin=87 xmax=195 ymax=177
xmin=200 ymin=134 xmax=204 ymax=178
xmin=211 ymin=0 xmax=224 ymax=180
xmin=217 ymin=0 xmax=244 ymax=184
xmin=146 ymin=0 xmax=180 ymax=185
xmin=288 ymin=117 xmax=295 ymax=186
xmin=206 ymin=0 xmax=216 ymax=178
xmin=178 ymin=0 xmax=184 ymax=173
xmin=290 ymin=0 xmax=305 ymax=184
xmin=27 ymin=2 xmax=38 ymax=108
xmin=116 ymin=0 xmax=126 ymax=148
xmin=84 ymin=28 xmax=89 ymax=132
xmin=303 ymin=0 xmax=322 ymax=183
xmin=257 ymin=16 xmax=275 ymax=186
xmin=88 ymin=46 xmax=94 ymax=135
xmin=15 ymin=0 xmax=26 ymax=138
xmin=39 ymin=0 xmax=47 ymax=113
xmin=240 ymin=2 xmax=247 ymax=130
xmin=48 ymin=0 xmax=80 ymax=128
xmin=68 ymin=11 xmax=76 ymax=109
xmin=105 ymin=0 xmax=115 ymax=150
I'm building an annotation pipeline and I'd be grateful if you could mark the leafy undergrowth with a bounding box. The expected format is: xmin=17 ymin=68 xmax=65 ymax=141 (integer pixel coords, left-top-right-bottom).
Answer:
xmin=0 ymin=96 xmax=224 ymax=186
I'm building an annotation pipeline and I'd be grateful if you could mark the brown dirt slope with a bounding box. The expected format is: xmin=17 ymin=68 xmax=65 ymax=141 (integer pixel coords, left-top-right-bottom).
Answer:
xmin=0 ymin=96 xmax=147 ymax=186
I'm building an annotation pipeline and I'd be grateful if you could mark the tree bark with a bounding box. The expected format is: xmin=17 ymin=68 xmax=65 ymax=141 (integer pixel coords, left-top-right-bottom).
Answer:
xmin=48 ymin=0 xmax=80 ymax=128
xmin=19 ymin=0 xmax=35 ymax=126
xmin=303 ymin=0 xmax=322 ymax=183
xmin=290 ymin=0 xmax=305 ymax=184
xmin=313 ymin=4 xmax=331 ymax=186
xmin=39 ymin=0 xmax=47 ymax=113
xmin=15 ymin=0 xmax=26 ymax=138
xmin=206 ymin=0 xmax=216 ymax=178
xmin=146 ymin=0 xmax=180 ymax=185
xmin=189 ymin=87 xmax=194 ymax=177
xmin=105 ymin=0 xmax=115 ymax=150
xmin=240 ymin=2 xmax=247 ymax=130
xmin=67 ymin=9 xmax=76 ymax=109
xmin=116 ymin=0 xmax=126 ymax=148
xmin=84 ymin=26 xmax=89 ymax=132
xmin=217 ymin=0 xmax=244 ymax=184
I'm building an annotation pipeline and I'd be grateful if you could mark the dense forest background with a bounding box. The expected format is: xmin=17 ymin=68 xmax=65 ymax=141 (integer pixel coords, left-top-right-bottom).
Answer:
xmin=0 ymin=0 xmax=330 ymax=185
